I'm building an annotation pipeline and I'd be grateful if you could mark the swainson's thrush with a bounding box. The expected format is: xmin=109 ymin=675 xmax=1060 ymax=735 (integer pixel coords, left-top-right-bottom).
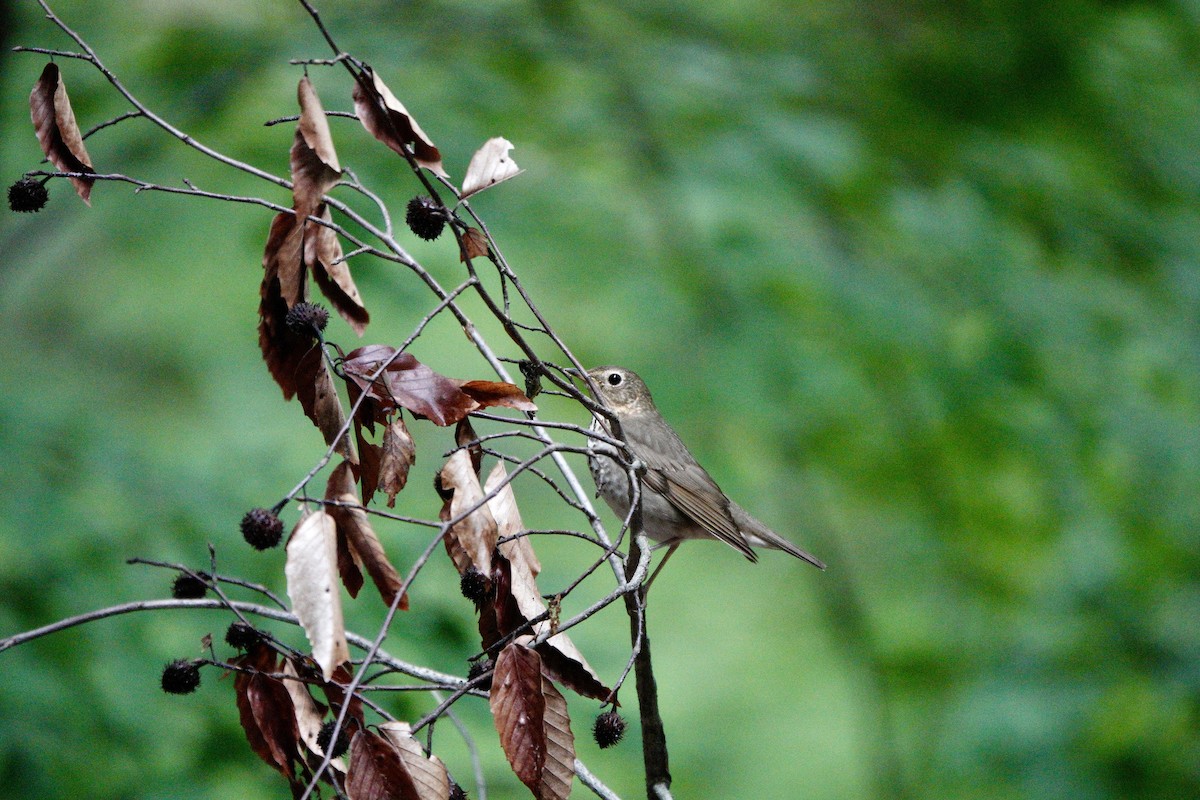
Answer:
xmin=583 ymin=366 xmax=825 ymax=569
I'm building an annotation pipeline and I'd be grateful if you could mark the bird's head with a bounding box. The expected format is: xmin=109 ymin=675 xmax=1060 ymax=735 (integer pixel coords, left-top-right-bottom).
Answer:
xmin=585 ymin=366 xmax=657 ymax=416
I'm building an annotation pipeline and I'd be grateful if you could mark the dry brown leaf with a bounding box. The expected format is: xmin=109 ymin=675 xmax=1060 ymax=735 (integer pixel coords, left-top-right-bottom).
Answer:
xmin=340 ymin=346 xmax=536 ymax=427
xmin=234 ymin=645 xmax=302 ymax=783
xmin=258 ymin=211 xmax=311 ymax=400
xmin=378 ymin=722 xmax=451 ymax=800
xmin=490 ymin=642 xmax=547 ymax=794
xmin=352 ymin=66 xmax=447 ymax=177
xmin=486 ymin=462 xmax=540 ymax=576
xmin=438 ymin=449 xmax=497 ymax=577
xmin=326 ymin=461 xmax=409 ymax=610
xmin=30 ymin=63 xmax=94 ymax=204
xmin=539 ymin=678 xmax=575 ymax=800
xmin=346 ymin=729 xmax=422 ymax=800
xmin=286 ymin=510 xmax=350 ymax=680
xmin=283 ymin=659 xmax=348 ymax=774
xmin=292 ymin=75 xmax=341 ymax=215
xmin=461 ymin=137 xmax=522 ymax=199
xmin=459 ymin=227 xmax=490 ymax=262
xmin=307 ymin=205 xmax=369 ymax=334
xmin=378 ymin=415 xmax=416 ymax=507
xmin=299 ymin=353 xmax=355 ymax=462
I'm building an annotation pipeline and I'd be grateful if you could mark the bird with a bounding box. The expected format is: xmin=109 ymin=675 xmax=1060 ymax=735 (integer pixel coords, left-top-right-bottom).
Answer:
xmin=581 ymin=365 xmax=825 ymax=570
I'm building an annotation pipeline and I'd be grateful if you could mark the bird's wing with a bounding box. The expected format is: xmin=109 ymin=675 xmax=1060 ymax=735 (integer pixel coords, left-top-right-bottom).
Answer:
xmin=624 ymin=416 xmax=757 ymax=561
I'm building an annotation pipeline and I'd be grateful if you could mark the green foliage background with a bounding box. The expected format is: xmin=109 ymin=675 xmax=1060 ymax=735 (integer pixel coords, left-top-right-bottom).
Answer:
xmin=2 ymin=1 xmax=1198 ymax=798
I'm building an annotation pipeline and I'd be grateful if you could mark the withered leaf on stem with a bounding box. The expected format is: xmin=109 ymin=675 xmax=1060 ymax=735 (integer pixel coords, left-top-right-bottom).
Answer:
xmin=283 ymin=659 xmax=348 ymax=774
xmin=459 ymin=226 xmax=490 ymax=262
xmin=259 ymin=211 xmax=311 ymax=399
xmin=539 ymin=677 xmax=576 ymax=800
xmin=30 ymin=63 xmax=94 ymax=204
xmin=352 ymin=66 xmax=447 ymax=178
xmin=379 ymin=722 xmax=452 ymax=800
xmin=439 ymin=449 xmax=498 ymax=577
xmin=234 ymin=648 xmax=302 ymax=782
xmin=346 ymin=729 xmax=422 ymax=800
xmin=298 ymin=348 xmax=355 ymax=463
xmin=326 ymin=461 xmax=409 ymax=610
xmin=307 ymin=205 xmax=369 ymax=334
xmin=292 ymin=75 xmax=341 ymax=214
xmin=490 ymin=642 xmax=547 ymax=795
xmin=378 ymin=414 xmax=416 ymax=508
xmin=484 ymin=465 xmax=607 ymax=700
xmin=460 ymin=137 xmax=523 ymax=199
xmin=285 ymin=510 xmax=350 ymax=680
xmin=340 ymin=346 xmax=535 ymax=427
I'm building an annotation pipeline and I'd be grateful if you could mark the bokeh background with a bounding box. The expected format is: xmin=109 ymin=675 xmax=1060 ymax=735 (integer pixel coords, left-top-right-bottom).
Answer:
xmin=2 ymin=1 xmax=1198 ymax=798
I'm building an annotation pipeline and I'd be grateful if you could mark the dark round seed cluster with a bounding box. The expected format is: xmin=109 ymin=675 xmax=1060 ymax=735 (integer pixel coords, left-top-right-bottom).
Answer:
xmin=459 ymin=567 xmax=491 ymax=603
xmin=8 ymin=177 xmax=49 ymax=213
xmin=405 ymin=195 xmax=445 ymax=241
xmin=171 ymin=572 xmax=209 ymax=599
xmin=285 ymin=301 xmax=330 ymax=337
xmin=225 ymin=621 xmax=263 ymax=651
xmin=592 ymin=710 xmax=627 ymax=749
xmin=241 ymin=508 xmax=284 ymax=550
xmin=161 ymin=659 xmax=202 ymax=695
xmin=316 ymin=719 xmax=350 ymax=759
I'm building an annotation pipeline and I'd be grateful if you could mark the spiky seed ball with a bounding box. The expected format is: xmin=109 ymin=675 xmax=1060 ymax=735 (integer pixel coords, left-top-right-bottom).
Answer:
xmin=225 ymin=621 xmax=262 ymax=651
xmin=8 ymin=177 xmax=49 ymax=213
xmin=241 ymin=508 xmax=283 ymax=550
xmin=285 ymin=301 xmax=330 ymax=337
xmin=316 ymin=720 xmax=350 ymax=759
xmin=161 ymin=659 xmax=202 ymax=694
xmin=171 ymin=572 xmax=208 ymax=599
xmin=449 ymin=782 xmax=468 ymax=800
xmin=406 ymin=195 xmax=445 ymax=241
xmin=460 ymin=567 xmax=491 ymax=603
xmin=593 ymin=710 xmax=626 ymax=749
xmin=467 ymin=657 xmax=494 ymax=690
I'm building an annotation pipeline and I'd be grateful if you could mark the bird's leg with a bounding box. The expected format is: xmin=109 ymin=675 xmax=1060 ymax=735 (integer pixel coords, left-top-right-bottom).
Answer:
xmin=644 ymin=542 xmax=680 ymax=592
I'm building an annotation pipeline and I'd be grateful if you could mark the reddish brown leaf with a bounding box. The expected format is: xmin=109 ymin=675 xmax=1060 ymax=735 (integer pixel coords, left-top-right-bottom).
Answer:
xmin=234 ymin=650 xmax=302 ymax=781
xmin=299 ymin=352 xmax=355 ymax=462
xmin=438 ymin=449 xmax=497 ymax=577
xmin=379 ymin=722 xmax=451 ymax=800
xmin=258 ymin=211 xmax=312 ymax=400
xmin=352 ymin=66 xmax=447 ymax=177
xmin=340 ymin=346 xmax=536 ymax=427
xmin=491 ymin=643 xmax=547 ymax=794
xmin=319 ymin=661 xmax=365 ymax=732
xmin=292 ymin=75 xmax=341 ymax=215
xmin=459 ymin=226 xmax=490 ymax=262
xmin=307 ymin=205 xmax=369 ymax=334
xmin=326 ymin=461 xmax=409 ymax=610
xmin=539 ymin=678 xmax=575 ymax=800
xmin=286 ymin=510 xmax=350 ymax=680
xmin=378 ymin=415 xmax=416 ymax=508
xmin=30 ymin=63 xmax=94 ymax=204
xmin=460 ymin=380 xmax=537 ymax=414
xmin=461 ymin=137 xmax=522 ymax=199
xmin=336 ymin=520 xmax=365 ymax=599
xmin=346 ymin=729 xmax=422 ymax=800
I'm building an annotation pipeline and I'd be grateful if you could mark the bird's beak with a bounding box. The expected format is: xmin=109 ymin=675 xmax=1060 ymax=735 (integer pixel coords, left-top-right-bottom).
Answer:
xmin=563 ymin=367 xmax=584 ymax=378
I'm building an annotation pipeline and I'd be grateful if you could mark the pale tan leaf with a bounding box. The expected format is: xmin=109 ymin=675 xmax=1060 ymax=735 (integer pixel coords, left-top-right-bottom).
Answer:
xmin=346 ymin=729 xmax=421 ymax=800
xmin=30 ymin=63 xmax=94 ymax=204
xmin=307 ymin=205 xmax=369 ymax=334
xmin=486 ymin=462 xmax=540 ymax=577
xmin=538 ymin=678 xmax=575 ymax=800
xmin=461 ymin=137 xmax=523 ymax=199
xmin=352 ymin=66 xmax=447 ymax=177
xmin=286 ymin=510 xmax=350 ymax=680
xmin=438 ymin=449 xmax=497 ymax=577
xmin=490 ymin=643 xmax=546 ymax=793
xmin=379 ymin=722 xmax=451 ymax=800
xmin=292 ymin=75 xmax=342 ymax=214
xmin=283 ymin=659 xmax=347 ymax=774
xmin=378 ymin=415 xmax=416 ymax=508
xmin=326 ymin=461 xmax=409 ymax=610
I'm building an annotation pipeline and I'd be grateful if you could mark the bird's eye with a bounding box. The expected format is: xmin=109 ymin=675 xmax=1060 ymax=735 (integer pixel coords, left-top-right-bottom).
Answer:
xmin=607 ymin=372 xmax=623 ymax=386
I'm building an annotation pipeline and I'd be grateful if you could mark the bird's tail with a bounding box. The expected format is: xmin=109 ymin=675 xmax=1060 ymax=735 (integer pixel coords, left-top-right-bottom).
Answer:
xmin=730 ymin=502 xmax=826 ymax=570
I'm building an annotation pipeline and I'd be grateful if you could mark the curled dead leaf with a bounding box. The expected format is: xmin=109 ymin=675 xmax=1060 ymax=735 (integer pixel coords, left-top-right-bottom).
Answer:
xmin=378 ymin=722 xmax=451 ymax=800
xmin=30 ymin=63 xmax=94 ymax=204
xmin=346 ymin=729 xmax=422 ymax=800
xmin=539 ymin=677 xmax=575 ymax=800
xmin=307 ymin=205 xmax=369 ymax=334
xmin=378 ymin=415 xmax=416 ymax=508
xmin=285 ymin=510 xmax=350 ymax=680
xmin=293 ymin=76 xmax=342 ymax=214
xmin=438 ymin=449 xmax=497 ymax=577
xmin=326 ymin=461 xmax=408 ymax=610
xmin=352 ymin=66 xmax=447 ymax=177
xmin=459 ymin=227 xmax=490 ymax=262
xmin=490 ymin=643 xmax=547 ymax=794
xmin=461 ymin=137 xmax=523 ymax=199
